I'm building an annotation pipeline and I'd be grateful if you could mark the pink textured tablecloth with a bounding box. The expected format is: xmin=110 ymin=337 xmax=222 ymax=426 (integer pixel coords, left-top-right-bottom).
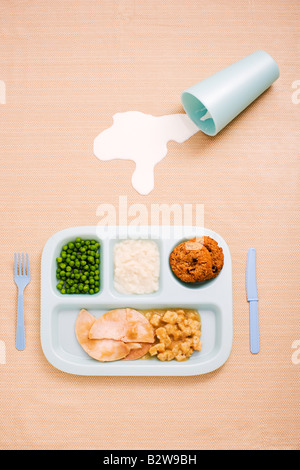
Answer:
xmin=0 ymin=0 xmax=299 ymax=450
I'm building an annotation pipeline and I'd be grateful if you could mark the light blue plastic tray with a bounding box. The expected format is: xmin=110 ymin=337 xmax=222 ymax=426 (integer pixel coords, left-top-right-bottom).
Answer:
xmin=40 ymin=226 xmax=233 ymax=376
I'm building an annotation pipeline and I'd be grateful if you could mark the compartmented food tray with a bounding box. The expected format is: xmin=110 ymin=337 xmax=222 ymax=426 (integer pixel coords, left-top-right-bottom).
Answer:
xmin=40 ymin=225 xmax=233 ymax=376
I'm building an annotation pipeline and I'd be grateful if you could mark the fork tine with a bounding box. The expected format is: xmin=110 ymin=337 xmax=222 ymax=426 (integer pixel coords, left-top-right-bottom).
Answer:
xmin=26 ymin=253 xmax=30 ymax=278
xmin=14 ymin=252 xmax=17 ymax=277
xmin=18 ymin=253 xmax=21 ymax=275
xmin=22 ymin=253 xmax=25 ymax=275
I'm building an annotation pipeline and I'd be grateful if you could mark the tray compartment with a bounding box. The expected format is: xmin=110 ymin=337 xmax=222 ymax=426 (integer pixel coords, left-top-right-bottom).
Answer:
xmin=44 ymin=302 xmax=223 ymax=372
xmin=47 ymin=230 xmax=104 ymax=299
xmin=108 ymin=236 xmax=163 ymax=298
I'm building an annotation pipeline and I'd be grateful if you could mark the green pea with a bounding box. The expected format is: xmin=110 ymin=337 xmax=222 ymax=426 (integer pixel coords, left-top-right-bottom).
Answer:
xmin=61 ymin=288 xmax=66 ymax=294
xmin=57 ymin=238 xmax=101 ymax=294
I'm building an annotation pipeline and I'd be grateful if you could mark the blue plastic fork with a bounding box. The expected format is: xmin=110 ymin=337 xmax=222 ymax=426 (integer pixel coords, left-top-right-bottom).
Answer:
xmin=14 ymin=253 xmax=31 ymax=350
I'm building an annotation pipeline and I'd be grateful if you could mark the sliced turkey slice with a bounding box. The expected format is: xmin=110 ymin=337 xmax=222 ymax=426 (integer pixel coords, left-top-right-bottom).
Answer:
xmin=88 ymin=308 xmax=154 ymax=344
xmin=75 ymin=309 xmax=130 ymax=362
xmin=123 ymin=342 xmax=152 ymax=360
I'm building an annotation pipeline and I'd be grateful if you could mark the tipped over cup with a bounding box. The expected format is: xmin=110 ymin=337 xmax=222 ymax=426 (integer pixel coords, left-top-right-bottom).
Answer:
xmin=181 ymin=50 xmax=280 ymax=136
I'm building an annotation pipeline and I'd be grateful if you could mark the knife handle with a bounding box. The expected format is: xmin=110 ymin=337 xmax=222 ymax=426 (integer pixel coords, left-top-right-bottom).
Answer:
xmin=250 ymin=301 xmax=260 ymax=354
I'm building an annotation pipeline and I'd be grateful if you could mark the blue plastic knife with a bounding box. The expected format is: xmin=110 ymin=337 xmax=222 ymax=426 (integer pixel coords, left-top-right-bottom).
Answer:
xmin=246 ymin=248 xmax=260 ymax=354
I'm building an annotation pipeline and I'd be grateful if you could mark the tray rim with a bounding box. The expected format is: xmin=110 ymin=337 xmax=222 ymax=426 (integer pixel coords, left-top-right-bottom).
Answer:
xmin=40 ymin=225 xmax=233 ymax=376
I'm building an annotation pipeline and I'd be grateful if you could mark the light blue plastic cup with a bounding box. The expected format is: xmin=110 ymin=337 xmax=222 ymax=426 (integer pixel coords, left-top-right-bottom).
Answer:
xmin=181 ymin=50 xmax=280 ymax=136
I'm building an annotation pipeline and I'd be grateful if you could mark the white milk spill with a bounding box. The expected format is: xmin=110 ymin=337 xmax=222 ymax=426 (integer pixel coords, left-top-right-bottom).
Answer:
xmin=200 ymin=110 xmax=212 ymax=121
xmin=93 ymin=111 xmax=202 ymax=195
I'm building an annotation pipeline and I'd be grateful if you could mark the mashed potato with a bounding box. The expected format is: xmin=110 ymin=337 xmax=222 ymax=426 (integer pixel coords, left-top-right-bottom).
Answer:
xmin=113 ymin=239 xmax=160 ymax=295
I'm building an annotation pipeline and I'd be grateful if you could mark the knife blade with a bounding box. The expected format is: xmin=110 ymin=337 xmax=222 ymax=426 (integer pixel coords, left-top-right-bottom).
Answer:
xmin=246 ymin=248 xmax=260 ymax=354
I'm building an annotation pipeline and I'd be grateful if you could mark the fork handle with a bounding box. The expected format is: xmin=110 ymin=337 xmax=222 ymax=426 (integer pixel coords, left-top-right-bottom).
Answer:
xmin=16 ymin=290 xmax=25 ymax=350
